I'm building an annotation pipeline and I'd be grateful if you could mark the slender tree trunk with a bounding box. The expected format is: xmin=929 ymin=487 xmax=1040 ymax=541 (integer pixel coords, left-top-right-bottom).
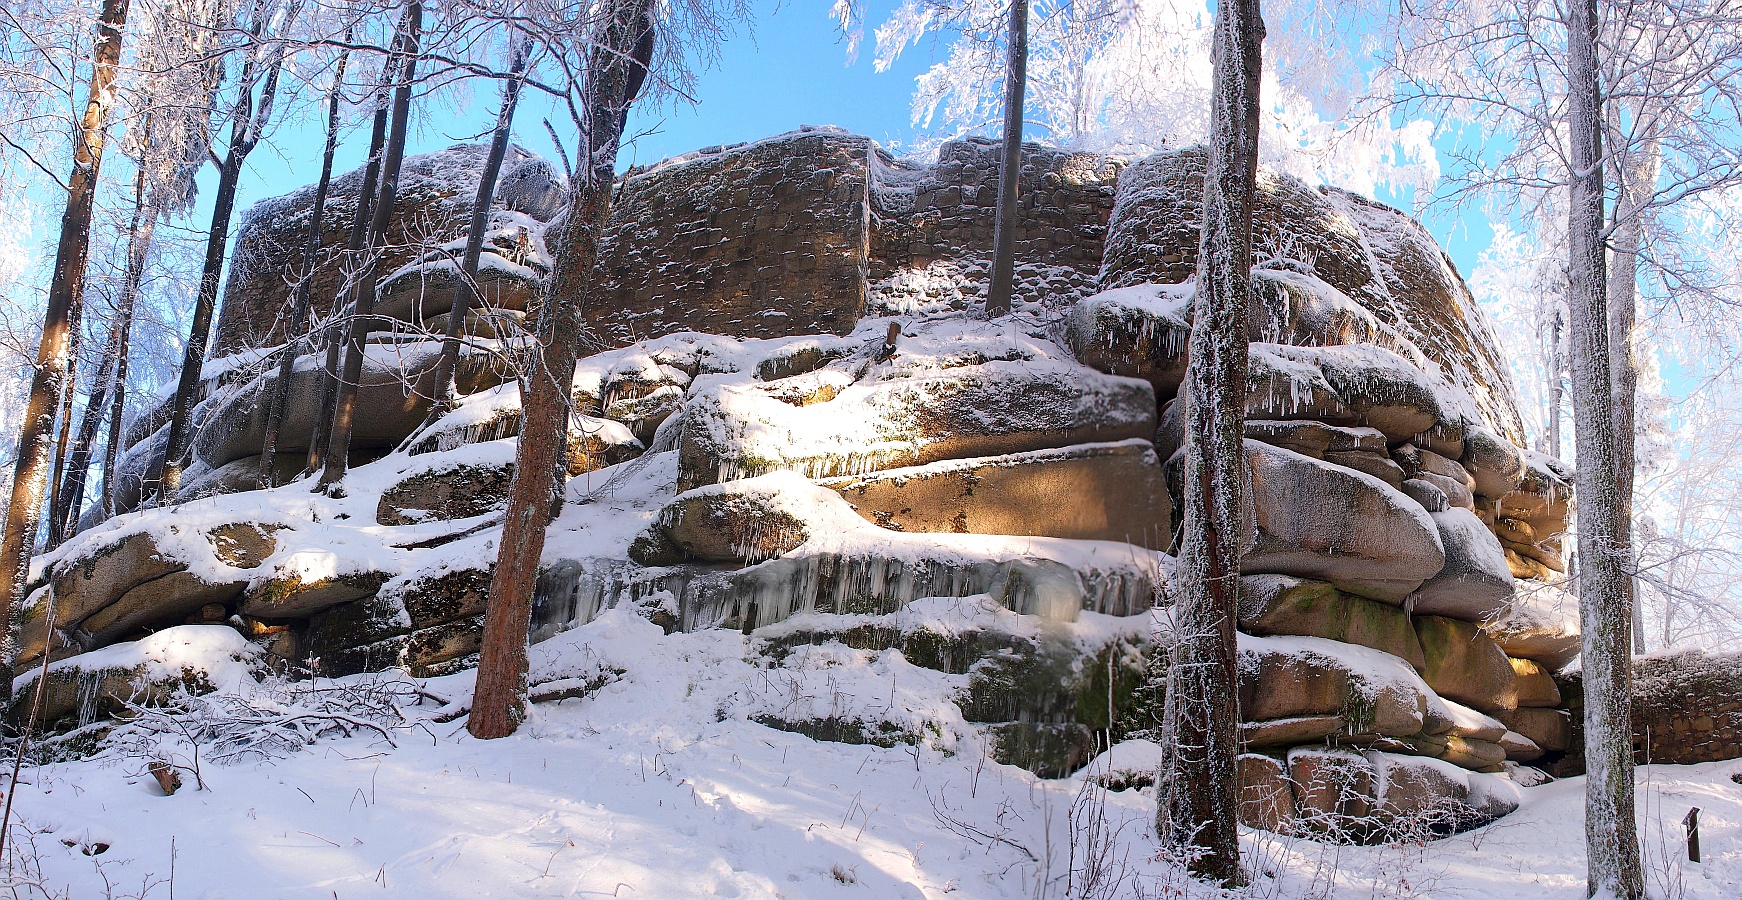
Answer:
xmin=158 ymin=20 xmax=289 ymax=498
xmin=102 ymin=296 xmax=139 ymax=520
xmin=1606 ymin=123 xmax=1659 ymax=656
xmin=319 ymin=2 xmax=422 ymax=493
xmin=984 ymin=0 xmax=1028 ymax=319
xmin=307 ymin=86 xmax=393 ymax=476
xmin=53 ymin=167 xmax=156 ymax=545
xmin=260 ymin=42 xmax=352 ymax=487
xmin=46 ymin=299 xmax=86 ymax=534
xmin=469 ymin=0 xmax=657 ymax=740
xmin=1545 ymin=302 xmax=1564 ymax=459
xmin=1157 ymin=0 xmax=1262 ymax=886
xmin=419 ymin=38 xmax=529 ymax=429
xmin=0 ymin=0 xmax=132 ymax=701
xmin=1566 ymin=0 xmax=1644 ymax=895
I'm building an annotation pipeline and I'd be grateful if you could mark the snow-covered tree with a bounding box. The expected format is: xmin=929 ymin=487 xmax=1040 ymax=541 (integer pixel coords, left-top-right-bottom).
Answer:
xmin=844 ymin=0 xmax=1437 ymax=197
xmin=1156 ymin=0 xmax=1261 ymax=885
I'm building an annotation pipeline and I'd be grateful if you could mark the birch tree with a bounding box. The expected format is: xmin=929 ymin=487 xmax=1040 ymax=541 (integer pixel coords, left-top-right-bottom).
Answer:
xmin=1156 ymin=0 xmax=1262 ymax=886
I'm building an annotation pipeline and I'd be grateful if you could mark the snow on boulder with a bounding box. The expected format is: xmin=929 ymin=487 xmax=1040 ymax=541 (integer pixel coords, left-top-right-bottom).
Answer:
xmin=1409 ymin=508 xmax=1515 ymax=622
xmin=678 ymin=351 xmax=1155 ymax=492
xmin=1284 ymin=747 xmax=1519 ymax=840
xmin=1238 ymin=633 xmax=1431 ymax=741
xmin=191 ymin=343 xmax=461 ymax=474
xmin=819 ymin=439 xmax=1168 ymax=548
xmin=1249 ymin=267 xmax=1389 ymax=348
xmin=1241 ymin=439 xmax=1446 ymax=603
xmin=376 ymin=443 xmax=515 ymax=525
xmin=1062 ymin=283 xmax=1193 ymax=400
xmin=1482 ymin=581 xmax=1581 ymax=669
xmin=1461 ymin=426 xmax=1527 ymax=498
xmin=631 ymin=471 xmax=867 ymax=565
xmin=9 ymin=625 xmax=263 ymax=729
xmin=1099 ymin=147 xmax=1527 ymax=443
xmin=1268 ymin=344 xmax=1449 ymax=442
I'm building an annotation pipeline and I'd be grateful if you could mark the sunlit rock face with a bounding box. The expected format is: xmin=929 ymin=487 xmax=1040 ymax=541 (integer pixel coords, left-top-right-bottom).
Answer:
xmin=41 ymin=129 xmax=1593 ymax=837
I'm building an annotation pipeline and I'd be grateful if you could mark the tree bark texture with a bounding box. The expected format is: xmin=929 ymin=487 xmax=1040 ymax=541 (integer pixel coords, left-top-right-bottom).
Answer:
xmin=158 ymin=18 xmax=288 ymax=498
xmin=320 ymin=2 xmax=422 ymax=493
xmin=1157 ymin=0 xmax=1263 ymax=886
xmin=1606 ymin=120 xmax=1659 ymax=656
xmin=0 ymin=0 xmax=132 ymax=701
xmin=306 ymin=86 xmax=392 ymax=477
xmin=53 ymin=167 xmax=156 ymax=545
xmin=984 ymin=0 xmax=1028 ymax=319
xmin=469 ymin=0 xmax=658 ymax=740
xmin=260 ymin=42 xmax=351 ymax=487
xmin=1566 ymin=0 xmax=1645 ymax=895
xmin=46 ymin=300 xmax=85 ymax=544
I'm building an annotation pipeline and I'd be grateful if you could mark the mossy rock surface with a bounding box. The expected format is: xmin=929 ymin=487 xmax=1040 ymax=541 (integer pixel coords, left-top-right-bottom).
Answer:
xmin=983 ymin=722 xmax=1098 ymax=778
xmin=752 ymin=715 xmax=927 ymax=748
xmin=377 ymin=463 xmax=514 ymax=526
xmin=1238 ymin=575 xmax=1426 ymax=671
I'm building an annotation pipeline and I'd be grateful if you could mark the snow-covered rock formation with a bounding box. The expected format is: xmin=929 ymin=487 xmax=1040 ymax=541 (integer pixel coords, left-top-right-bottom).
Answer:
xmin=21 ymin=128 xmax=1588 ymax=842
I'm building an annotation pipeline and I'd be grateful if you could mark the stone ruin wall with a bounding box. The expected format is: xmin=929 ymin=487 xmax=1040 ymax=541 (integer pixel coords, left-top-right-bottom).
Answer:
xmin=587 ymin=129 xmax=873 ymax=346
xmin=1556 ymin=651 xmax=1742 ymax=773
xmin=581 ymin=128 xmax=1122 ymax=346
xmin=864 ymin=137 xmax=1119 ymax=315
xmin=215 ymin=144 xmax=529 ymax=355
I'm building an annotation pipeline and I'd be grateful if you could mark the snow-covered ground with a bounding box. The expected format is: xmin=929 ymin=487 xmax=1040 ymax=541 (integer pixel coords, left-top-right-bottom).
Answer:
xmin=10 ymin=607 xmax=1739 ymax=899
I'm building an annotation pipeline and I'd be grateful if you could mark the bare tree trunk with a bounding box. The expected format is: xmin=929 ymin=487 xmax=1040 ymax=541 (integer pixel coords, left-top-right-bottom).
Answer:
xmin=984 ymin=0 xmax=1028 ymax=319
xmin=53 ymin=167 xmax=156 ymax=545
xmin=158 ymin=15 xmax=290 ymax=498
xmin=469 ymin=0 xmax=657 ymax=740
xmin=1157 ymin=0 xmax=1262 ymax=886
xmin=1566 ymin=0 xmax=1644 ymax=895
xmin=319 ymin=2 xmax=422 ymax=494
xmin=260 ymin=41 xmax=352 ymax=487
xmin=46 ymin=299 xmax=86 ymax=536
xmin=0 ymin=0 xmax=132 ymax=702
xmin=307 ymin=85 xmax=393 ymax=477
xmin=1607 ymin=121 xmax=1659 ymax=656
xmin=1544 ymin=301 xmax=1564 ymax=459
xmin=418 ymin=38 xmax=529 ymax=429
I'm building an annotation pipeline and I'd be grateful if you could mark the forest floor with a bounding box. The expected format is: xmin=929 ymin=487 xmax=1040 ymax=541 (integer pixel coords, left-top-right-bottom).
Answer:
xmin=9 ymin=606 xmax=1740 ymax=899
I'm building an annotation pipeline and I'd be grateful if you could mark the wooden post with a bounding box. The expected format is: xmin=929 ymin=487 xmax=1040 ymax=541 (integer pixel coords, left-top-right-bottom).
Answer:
xmin=1684 ymin=807 xmax=1700 ymax=863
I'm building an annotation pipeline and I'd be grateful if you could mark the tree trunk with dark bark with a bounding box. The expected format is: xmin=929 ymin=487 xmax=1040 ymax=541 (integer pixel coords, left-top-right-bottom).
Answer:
xmin=418 ymin=38 xmax=528 ymax=430
xmin=984 ymin=0 xmax=1028 ymax=319
xmin=52 ymin=167 xmax=156 ymax=545
xmin=319 ymin=2 xmax=422 ymax=494
xmin=46 ymin=298 xmax=86 ymax=539
xmin=157 ymin=16 xmax=290 ymax=499
xmin=1566 ymin=0 xmax=1644 ymax=895
xmin=0 ymin=0 xmax=132 ymax=702
xmin=1157 ymin=0 xmax=1263 ymax=887
xmin=306 ymin=85 xmax=392 ymax=477
xmin=260 ymin=42 xmax=351 ymax=487
xmin=469 ymin=0 xmax=658 ymax=740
